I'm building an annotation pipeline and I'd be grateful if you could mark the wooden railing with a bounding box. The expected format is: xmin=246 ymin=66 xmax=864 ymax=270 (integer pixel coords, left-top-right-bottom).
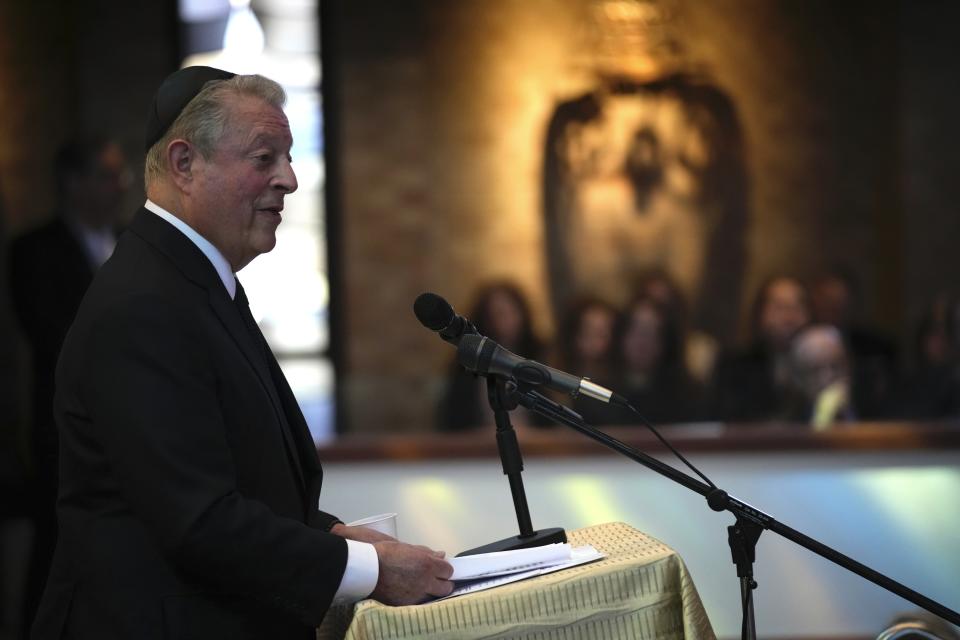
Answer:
xmin=316 ymin=421 xmax=960 ymax=461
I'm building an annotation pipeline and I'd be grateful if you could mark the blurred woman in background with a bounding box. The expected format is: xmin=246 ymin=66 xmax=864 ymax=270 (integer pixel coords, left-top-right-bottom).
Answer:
xmin=612 ymin=295 xmax=705 ymax=425
xmin=438 ymin=281 xmax=545 ymax=431
xmin=557 ymin=297 xmax=618 ymax=383
xmin=555 ymin=297 xmax=620 ymax=425
xmin=712 ymin=276 xmax=811 ymax=422
xmin=633 ymin=269 xmax=719 ymax=384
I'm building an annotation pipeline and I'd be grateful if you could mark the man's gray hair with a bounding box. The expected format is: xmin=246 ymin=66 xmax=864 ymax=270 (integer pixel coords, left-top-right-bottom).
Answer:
xmin=144 ymin=74 xmax=286 ymax=187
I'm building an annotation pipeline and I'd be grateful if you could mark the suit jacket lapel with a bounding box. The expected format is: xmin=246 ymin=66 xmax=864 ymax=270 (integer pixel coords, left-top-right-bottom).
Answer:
xmin=263 ymin=355 xmax=324 ymax=515
xmin=127 ymin=208 xmax=308 ymax=495
xmin=207 ymin=289 xmax=308 ymax=493
xmin=264 ymin=354 xmax=321 ymax=473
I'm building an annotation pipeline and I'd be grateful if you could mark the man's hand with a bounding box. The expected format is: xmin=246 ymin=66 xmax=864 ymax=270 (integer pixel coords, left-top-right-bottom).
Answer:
xmin=330 ymin=523 xmax=395 ymax=544
xmin=371 ymin=541 xmax=454 ymax=605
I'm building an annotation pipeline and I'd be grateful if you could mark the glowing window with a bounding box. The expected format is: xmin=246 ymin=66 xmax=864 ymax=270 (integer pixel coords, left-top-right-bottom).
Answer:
xmin=178 ymin=0 xmax=333 ymax=443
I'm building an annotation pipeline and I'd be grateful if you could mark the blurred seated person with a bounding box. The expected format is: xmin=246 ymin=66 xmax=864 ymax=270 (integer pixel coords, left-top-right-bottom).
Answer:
xmin=557 ymin=296 xmax=618 ymax=382
xmin=634 ymin=268 xmax=719 ymax=384
xmin=784 ymin=324 xmax=856 ymax=428
xmin=610 ymin=295 xmax=705 ymax=425
xmin=555 ymin=296 xmax=620 ymax=425
xmin=9 ymin=134 xmax=129 ymax=631
xmin=713 ymin=276 xmax=810 ymax=422
xmin=809 ymin=267 xmax=897 ymax=417
xmin=438 ymin=281 xmax=546 ymax=431
xmin=889 ymin=294 xmax=960 ymax=418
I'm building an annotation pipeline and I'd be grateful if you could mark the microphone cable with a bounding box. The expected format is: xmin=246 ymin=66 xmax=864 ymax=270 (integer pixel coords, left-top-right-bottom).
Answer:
xmin=618 ymin=401 xmax=717 ymax=491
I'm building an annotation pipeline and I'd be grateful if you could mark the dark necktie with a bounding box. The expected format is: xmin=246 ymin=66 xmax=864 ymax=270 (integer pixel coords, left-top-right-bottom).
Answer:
xmin=234 ymin=279 xmax=270 ymax=362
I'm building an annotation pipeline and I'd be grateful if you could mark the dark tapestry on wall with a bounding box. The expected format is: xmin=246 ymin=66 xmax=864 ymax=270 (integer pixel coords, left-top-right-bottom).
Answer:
xmin=543 ymin=73 xmax=749 ymax=344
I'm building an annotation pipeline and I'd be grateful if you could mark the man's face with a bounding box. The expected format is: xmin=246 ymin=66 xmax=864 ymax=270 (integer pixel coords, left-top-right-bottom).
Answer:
xmin=760 ymin=279 xmax=810 ymax=350
xmin=622 ymin=303 xmax=663 ymax=374
xmin=190 ymin=94 xmax=298 ymax=271
xmin=793 ymin=328 xmax=849 ymax=400
xmin=576 ymin=306 xmax=615 ymax=362
xmin=69 ymin=143 xmax=130 ymax=227
xmin=811 ymin=277 xmax=850 ymax=327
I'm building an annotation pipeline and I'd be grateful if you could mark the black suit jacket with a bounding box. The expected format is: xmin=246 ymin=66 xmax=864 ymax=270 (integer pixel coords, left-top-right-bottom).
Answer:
xmin=32 ymin=209 xmax=347 ymax=640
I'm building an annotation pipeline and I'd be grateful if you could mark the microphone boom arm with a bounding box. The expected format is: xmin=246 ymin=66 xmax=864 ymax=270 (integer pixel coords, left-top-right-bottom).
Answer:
xmin=515 ymin=388 xmax=960 ymax=633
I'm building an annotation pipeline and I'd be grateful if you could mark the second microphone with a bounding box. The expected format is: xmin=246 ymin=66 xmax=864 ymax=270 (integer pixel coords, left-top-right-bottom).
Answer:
xmin=456 ymin=333 xmax=626 ymax=406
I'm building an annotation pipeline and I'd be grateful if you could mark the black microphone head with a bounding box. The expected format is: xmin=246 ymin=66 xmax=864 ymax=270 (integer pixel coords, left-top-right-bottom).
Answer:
xmin=414 ymin=292 xmax=454 ymax=331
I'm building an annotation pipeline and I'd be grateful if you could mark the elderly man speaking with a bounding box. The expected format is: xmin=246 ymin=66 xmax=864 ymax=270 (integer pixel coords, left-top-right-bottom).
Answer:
xmin=32 ymin=67 xmax=453 ymax=640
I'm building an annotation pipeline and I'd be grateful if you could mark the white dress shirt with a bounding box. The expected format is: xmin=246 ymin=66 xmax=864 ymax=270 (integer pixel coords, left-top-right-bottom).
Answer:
xmin=144 ymin=199 xmax=380 ymax=605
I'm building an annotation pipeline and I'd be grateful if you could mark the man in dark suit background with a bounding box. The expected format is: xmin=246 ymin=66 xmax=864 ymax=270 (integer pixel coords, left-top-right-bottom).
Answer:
xmin=10 ymin=135 xmax=129 ymax=635
xmin=31 ymin=67 xmax=453 ymax=640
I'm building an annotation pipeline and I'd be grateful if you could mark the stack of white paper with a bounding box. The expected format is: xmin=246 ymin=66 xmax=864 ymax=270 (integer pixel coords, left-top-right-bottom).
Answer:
xmin=449 ymin=543 xmax=574 ymax=580
xmin=438 ymin=543 xmax=605 ymax=601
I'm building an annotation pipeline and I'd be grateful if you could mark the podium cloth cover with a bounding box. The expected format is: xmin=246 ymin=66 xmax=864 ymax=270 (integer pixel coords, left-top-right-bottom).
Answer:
xmin=317 ymin=522 xmax=716 ymax=640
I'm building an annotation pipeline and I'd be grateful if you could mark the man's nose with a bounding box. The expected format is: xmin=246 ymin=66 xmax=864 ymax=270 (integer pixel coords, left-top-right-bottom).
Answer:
xmin=274 ymin=159 xmax=298 ymax=194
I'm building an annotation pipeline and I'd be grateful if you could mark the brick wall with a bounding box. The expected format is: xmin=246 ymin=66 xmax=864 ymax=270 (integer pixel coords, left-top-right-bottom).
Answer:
xmin=329 ymin=0 xmax=936 ymax=433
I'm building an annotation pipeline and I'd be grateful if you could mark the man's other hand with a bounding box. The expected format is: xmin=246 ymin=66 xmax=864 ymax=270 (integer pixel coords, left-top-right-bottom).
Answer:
xmin=330 ymin=523 xmax=395 ymax=544
xmin=371 ymin=541 xmax=454 ymax=605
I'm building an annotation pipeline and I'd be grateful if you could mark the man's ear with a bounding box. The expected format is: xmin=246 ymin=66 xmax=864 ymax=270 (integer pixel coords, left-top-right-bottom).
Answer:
xmin=167 ymin=140 xmax=196 ymax=192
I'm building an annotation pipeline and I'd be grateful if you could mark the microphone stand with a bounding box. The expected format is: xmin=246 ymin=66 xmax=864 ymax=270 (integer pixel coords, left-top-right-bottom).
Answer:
xmin=456 ymin=376 xmax=567 ymax=557
xmin=514 ymin=387 xmax=960 ymax=640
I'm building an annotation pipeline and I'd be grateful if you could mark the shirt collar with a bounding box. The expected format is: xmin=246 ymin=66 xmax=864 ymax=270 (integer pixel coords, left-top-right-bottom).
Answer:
xmin=144 ymin=199 xmax=236 ymax=299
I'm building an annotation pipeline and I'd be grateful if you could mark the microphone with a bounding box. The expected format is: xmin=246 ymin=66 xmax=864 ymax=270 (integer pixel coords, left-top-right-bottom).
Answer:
xmin=457 ymin=333 xmax=627 ymax=406
xmin=413 ymin=292 xmax=479 ymax=345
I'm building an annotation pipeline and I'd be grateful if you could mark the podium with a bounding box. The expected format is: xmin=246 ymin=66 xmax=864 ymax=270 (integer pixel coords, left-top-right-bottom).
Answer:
xmin=317 ymin=522 xmax=716 ymax=640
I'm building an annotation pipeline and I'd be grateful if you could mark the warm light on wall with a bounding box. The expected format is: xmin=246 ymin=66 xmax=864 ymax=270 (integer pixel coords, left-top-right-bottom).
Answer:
xmin=586 ymin=0 xmax=684 ymax=81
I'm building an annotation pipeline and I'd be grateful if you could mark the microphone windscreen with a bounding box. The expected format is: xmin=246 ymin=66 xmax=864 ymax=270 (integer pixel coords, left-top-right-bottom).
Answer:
xmin=414 ymin=292 xmax=453 ymax=331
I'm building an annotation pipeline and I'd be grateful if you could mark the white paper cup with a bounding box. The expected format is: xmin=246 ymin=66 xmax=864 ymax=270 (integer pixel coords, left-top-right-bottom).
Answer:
xmin=347 ymin=512 xmax=398 ymax=538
